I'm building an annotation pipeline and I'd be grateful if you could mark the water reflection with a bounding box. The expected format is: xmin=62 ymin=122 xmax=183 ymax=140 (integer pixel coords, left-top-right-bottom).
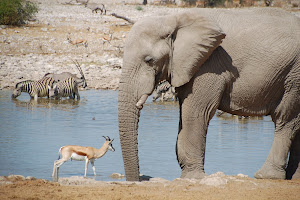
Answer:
xmin=216 ymin=110 xmax=264 ymax=122
xmin=0 ymin=90 xmax=275 ymax=181
xmin=11 ymin=97 xmax=81 ymax=110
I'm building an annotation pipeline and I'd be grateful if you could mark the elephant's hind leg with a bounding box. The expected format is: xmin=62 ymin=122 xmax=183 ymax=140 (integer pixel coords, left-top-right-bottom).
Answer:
xmin=255 ymin=81 xmax=300 ymax=179
xmin=286 ymin=132 xmax=300 ymax=179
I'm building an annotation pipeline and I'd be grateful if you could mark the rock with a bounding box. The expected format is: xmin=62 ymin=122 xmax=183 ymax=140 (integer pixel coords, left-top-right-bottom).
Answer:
xmin=26 ymin=176 xmax=37 ymax=180
xmin=7 ymin=175 xmax=25 ymax=181
xmin=0 ymin=181 xmax=13 ymax=185
xmin=110 ymin=173 xmax=125 ymax=179
xmin=237 ymin=173 xmax=249 ymax=178
xmin=58 ymin=176 xmax=98 ymax=186
xmin=200 ymin=176 xmax=228 ymax=187
xmin=199 ymin=172 xmax=228 ymax=187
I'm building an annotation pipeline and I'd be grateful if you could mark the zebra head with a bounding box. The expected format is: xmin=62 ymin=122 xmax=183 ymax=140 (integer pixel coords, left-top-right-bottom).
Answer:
xmin=12 ymin=88 xmax=22 ymax=98
xmin=48 ymin=83 xmax=58 ymax=99
xmin=11 ymin=80 xmax=34 ymax=98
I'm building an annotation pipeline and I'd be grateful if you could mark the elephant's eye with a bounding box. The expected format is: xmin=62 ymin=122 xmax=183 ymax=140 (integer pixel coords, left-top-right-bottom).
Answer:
xmin=145 ymin=56 xmax=154 ymax=65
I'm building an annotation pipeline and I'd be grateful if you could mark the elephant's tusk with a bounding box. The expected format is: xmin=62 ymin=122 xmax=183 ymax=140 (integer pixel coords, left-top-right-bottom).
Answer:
xmin=136 ymin=94 xmax=149 ymax=109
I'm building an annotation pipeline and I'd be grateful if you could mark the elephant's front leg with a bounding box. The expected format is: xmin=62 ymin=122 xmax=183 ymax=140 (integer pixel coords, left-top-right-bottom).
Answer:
xmin=176 ymin=74 xmax=225 ymax=179
xmin=176 ymin=114 xmax=208 ymax=179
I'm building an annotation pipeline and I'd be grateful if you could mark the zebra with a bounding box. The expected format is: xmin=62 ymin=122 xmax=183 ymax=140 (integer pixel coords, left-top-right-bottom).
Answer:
xmin=152 ymin=80 xmax=177 ymax=102
xmin=48 ymin=77 xmax=80 ymax=100
xmin=12 ymin=77 xmax=54 ymax=101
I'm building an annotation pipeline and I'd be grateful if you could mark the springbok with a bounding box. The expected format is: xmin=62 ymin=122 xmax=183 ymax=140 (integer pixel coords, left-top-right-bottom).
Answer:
xmin=52 ymin=136 xmax=115 ymax=180
xmin=67 ymin=35 xmax=88 ymax=47
xmin=101 ymin=32 xmax=113 ymax=50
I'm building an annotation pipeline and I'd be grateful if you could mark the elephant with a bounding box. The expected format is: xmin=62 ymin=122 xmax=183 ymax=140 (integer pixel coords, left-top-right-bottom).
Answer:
xmin=118 ymin=8 xmax=300 ymax=181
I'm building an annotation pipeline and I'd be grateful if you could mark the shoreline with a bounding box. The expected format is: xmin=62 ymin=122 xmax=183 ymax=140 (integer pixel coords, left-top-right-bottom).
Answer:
xmin=1 ymin=173 xmax=300 ymax=200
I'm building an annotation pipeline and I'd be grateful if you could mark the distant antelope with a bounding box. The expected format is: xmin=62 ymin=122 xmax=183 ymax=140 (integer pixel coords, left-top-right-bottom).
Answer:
xmin=52 ymin=136 xmax=115 ymax=180
xmin=44 ymin=60 xmax=87 ymax=88
xmin=12 ymin=77 xmax=54 ymax=101
xmin=195 ymin=0 xmax=205 ymax=7
xmin=101 ymin=32 xmax=113 ymax=50
xmin=67 ymin=35 xmax=88 ymax=47
xmin=86 ymin=3 xmax=106 ymax=14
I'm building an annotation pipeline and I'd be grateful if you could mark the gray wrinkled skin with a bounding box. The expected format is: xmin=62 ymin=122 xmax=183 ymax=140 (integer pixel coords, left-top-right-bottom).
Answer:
xmin=118 ymin=8 xmax=300 ymax=181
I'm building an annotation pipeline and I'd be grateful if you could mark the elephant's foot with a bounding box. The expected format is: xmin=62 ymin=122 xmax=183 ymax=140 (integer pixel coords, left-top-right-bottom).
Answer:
xmin=290 ymin=165 xmax=300 ymax=179
xmin=286 ymin=161 xmax=300 ymax=180
xmin=254 ymin=162 xmax=286 ymax=179
xmin=181 ymin=170 xmax=207 ymax=179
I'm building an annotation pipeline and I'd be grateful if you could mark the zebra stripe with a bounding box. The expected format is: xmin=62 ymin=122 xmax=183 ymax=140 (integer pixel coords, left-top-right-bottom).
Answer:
xmin=49 ymin=77 xmax=80 ymax=100
xmin=15 ymin=80 xmax=34 ymax=89
xmin=12 ymin=77 xmax=54 ymax=99
xmin=155 ymin=80 xmax=171 ymax=94
xmin=152 ymin=80 xmax=177 ymax=102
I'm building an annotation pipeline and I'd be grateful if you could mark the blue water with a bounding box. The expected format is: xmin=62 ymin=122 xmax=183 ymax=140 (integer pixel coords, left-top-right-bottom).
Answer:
xmin=0 ymin=90 xmax=274 ymax=181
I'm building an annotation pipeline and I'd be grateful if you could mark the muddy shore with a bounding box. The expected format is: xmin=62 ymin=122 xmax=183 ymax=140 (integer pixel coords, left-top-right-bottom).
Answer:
xmin=1 ymin=174 xmax=300 ymax=200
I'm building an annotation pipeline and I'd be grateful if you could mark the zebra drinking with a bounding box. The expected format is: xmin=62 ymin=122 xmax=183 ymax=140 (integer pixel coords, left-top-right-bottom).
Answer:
xmin=48 ymin=77 xmax=80 ymax=100
xmin=12 ymin=77 xmax=54 ymax=101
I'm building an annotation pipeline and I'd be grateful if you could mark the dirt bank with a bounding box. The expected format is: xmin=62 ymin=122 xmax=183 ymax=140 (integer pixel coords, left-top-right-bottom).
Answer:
xmin=1 ymin=174 xmax=300 ymax=200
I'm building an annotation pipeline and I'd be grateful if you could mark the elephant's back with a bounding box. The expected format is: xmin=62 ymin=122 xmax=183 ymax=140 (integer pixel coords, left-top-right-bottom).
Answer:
xmin=208 ymin=8 xmax=300 ymax=71
xmin=209 ymin=8 xmax=300 ymax=36
xmin=204 ymin=8 xmax=300 ymax=114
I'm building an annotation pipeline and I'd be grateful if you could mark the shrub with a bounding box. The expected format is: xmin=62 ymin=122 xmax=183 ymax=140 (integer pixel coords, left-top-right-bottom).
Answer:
xmin=136 ymin=6 xmax=143 ymax=11
xmin=0 ymin=0 xmax=38 ymax=26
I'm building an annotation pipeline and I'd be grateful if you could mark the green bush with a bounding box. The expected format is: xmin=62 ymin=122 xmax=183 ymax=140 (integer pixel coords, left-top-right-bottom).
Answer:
xmin=0 ymin=0 xmax=38 ymax=26
xmin=136 ymin=6 xmax=143 ymax=11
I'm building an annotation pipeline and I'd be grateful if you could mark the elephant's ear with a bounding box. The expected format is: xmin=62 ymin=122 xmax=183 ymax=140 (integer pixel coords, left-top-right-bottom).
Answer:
xmin=170 ymin=13 xmax=225 ymax=87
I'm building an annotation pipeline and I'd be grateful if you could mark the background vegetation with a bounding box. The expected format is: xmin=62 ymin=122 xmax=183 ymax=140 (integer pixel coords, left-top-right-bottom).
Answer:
xmin=0 ymin=0 xmax=38 ymax=26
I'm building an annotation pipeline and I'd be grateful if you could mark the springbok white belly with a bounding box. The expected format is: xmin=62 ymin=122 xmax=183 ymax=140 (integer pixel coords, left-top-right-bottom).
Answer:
xmin=71 ymin=153 xmax=87 ymax=161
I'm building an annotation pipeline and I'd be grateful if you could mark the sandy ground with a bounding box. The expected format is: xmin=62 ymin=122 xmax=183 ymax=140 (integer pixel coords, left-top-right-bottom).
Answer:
xmin=1 ymin=0 xmax=300 ymax=199
xmin=1 ymin=174 xmax=300 ymax=200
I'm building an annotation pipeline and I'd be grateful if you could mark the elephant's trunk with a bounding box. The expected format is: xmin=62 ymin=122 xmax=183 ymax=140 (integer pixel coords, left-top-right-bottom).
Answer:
xmin=136 ymin=94 xmax=149 ymax=109
xmin=118 ymin=82 xmax=141 ymax=181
